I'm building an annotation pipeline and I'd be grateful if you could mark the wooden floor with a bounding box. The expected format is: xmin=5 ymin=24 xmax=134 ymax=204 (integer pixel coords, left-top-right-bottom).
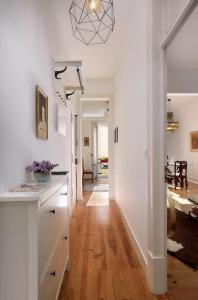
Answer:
xmin=168 ymin=182 xmax=198 ymax=300
xmin=168 ymin=255 xmax=198 ymax=300
xmin=59 ymin=190 xmax=171 ymax=300
xmin=169 ymin=181 xmax=198 ymax=198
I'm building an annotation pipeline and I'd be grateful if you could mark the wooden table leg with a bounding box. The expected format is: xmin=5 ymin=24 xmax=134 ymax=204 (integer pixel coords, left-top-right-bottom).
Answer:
xmin=167 ymin=189 xmax=176 ymax=238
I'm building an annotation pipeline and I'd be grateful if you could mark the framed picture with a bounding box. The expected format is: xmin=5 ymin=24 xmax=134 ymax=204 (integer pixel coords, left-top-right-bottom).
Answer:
xmin=190 ymin=131 xmax=198 ymax=152
xmin=114 ymin=127 xmax=118 ymax=143
xmin=84 ymin=137 xmax=89 ymax=146
xmin=36 ymin=85 xmax=48 ymax=140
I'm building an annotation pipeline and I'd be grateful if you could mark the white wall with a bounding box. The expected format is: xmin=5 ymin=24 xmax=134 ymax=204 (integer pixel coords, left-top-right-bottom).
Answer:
xmin=0 ymin=0 xmax=70 ymax=192
xmin=168 ymin=68 xmax=198 ymax=93
xmin=81 ymin=101 xmax=108 ymax=118
xmin=84 ymin=79 xmax=114 ymax=96
xmin=111 ymin=0 xmax=197 ymax=293
xmin=167 ymin=96 xmax=198 ymax=182
xmin=98 ymin=124 xmax=108 ymax=158
xmin=112 ymin=0 xmax=187 ymax=293
xmin=114 ymin=0 xmax=148 ymax=262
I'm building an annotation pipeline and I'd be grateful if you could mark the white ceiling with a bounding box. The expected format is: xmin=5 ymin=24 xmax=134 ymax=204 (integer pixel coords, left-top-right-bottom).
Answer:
xmin=52 ymin=1 xmax=198 ymax=80
xmin=167 ymin=5 xmax=198 ymax=69
xmin=51 ymin=0 xmax=130 ymax=80
xmin=167 ymin=95 xmax=198 ymax=109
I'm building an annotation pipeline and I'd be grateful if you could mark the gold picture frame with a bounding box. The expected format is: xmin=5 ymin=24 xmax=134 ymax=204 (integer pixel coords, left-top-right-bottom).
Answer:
xmin=36 ymin=85 xmax=48 ymax=140
xmin=190 ymin=131 xmax=198 ymax=152
xmin=84 ymin=137 xmax=89 ymax=146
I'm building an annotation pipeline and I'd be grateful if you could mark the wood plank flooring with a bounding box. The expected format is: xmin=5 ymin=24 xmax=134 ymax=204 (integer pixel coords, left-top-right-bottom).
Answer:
xmin=59 ymin=191 xmax=171 ymax=300
xmin=168 ymin=181 xmax=198 ymax=198
xmin=168 ymin=255 xmax=198 ymax=300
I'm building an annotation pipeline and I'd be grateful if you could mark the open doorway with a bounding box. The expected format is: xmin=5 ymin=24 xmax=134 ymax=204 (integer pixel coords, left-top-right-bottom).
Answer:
xmin=81 ymin=99 xmax=110 ymax=206
xmin=165 ymin=3 xmax=198 ymax=299
xmin=97 ymin=122 xmax=109 ymax=179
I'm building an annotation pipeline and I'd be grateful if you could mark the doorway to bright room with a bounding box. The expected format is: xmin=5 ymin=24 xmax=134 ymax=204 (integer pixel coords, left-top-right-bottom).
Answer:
xmin=97 ymin=122 xmax=109 ymax=179
xmin=164 ymin=3 xmax=198 ymax=299
xmin=81 ymin=100 xmax=110 ymax=206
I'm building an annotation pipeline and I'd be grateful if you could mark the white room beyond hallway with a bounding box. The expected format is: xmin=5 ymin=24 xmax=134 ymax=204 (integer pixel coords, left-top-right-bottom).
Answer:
xmin=80 ymin=97 xmax=110 ymax=207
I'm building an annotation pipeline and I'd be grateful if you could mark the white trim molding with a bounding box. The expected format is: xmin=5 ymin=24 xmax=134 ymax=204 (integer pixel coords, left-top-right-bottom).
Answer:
xmin=147 ymin=252 xmax=167 ymax=295
xmin=188 ymin=177 xmax=198 ymax=185
xmin=148 ymin=0 xmax=198 ymax=295
xmin=161 ymin=0 xmax=198 ymax=48
xmin=167 ymin=93 xmax=198 ymax=97
xmin=147 ymin=0 xmax=167 ymax=294
xmin=117 ymin=200 xmax=168 ymax=295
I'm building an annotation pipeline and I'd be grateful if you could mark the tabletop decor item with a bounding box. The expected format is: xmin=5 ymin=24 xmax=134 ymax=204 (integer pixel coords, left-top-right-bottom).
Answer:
xmin=26 ymin=160 xmax=58 ymax=182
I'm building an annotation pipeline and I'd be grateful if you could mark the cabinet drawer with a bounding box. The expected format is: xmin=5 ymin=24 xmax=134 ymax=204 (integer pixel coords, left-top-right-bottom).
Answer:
xmin=39 ymin=184 xmax=68 ymax=277
xmin=39 ymin=224 xmax=68 ymax=300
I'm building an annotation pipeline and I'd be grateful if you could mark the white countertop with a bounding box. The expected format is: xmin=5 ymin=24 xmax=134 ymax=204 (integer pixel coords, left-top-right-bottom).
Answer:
xmin=0 ymin=175 xmax=68 ymax=205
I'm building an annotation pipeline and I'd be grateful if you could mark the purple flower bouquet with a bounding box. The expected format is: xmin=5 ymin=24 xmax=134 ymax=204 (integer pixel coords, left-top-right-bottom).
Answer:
xmin=26 ymin=161 xmax=58 ymax=182
xmin=26 ymin=161 xmax=58 ymax=174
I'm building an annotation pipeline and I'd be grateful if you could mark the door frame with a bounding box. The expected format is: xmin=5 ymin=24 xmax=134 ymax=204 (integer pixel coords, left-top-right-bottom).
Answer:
xmin=148 ymin=0 xmax=198 ymax=294
xmin=92 ymin=121 xmax=98 ymax=180
xmin=70 ymin=113 xmax=77 ymax=209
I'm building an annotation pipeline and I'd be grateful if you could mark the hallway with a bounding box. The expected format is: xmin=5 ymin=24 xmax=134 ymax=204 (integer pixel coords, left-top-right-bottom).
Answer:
xmin=59 ymin=192 xmax=170 ymax=300
xmin=1 ymin=1 xmax=198 ymax=299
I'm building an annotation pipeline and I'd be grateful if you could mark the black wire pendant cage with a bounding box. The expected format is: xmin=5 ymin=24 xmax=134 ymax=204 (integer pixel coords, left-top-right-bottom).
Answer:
xmin=69 ymin=0 xmax=115 ymax=45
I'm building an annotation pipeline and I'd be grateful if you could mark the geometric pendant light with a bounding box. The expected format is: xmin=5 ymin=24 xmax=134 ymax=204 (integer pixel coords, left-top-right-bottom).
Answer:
xmin=69 ymin=0 xmax=115 ymax=45
xmin=166 ymin=99 xmax=179 ymax=132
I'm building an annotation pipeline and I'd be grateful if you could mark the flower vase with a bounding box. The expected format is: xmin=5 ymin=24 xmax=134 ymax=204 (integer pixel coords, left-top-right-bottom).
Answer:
xmin=34 ymin=172 xmax=50 ymax=182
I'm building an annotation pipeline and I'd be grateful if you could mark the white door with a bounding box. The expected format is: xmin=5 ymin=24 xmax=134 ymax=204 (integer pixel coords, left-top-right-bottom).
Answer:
xmin=71 ymin=114 xmax=77 ymax=207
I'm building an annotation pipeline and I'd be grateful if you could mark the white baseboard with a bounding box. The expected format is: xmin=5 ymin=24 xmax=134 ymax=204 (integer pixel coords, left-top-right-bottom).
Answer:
xmin=115 ymin=201 xmax=148 ymax=274
xmin=147 ymin=251 xmax=167 ymax=294
xmin=188 ymin=177 xmax=198 ymax=185
xmin=116 ymin=201 xmax=167 ymax=295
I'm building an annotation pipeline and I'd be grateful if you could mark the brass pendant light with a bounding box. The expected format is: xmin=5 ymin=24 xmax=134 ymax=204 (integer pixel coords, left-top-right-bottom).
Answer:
xmin=167 ymin=98 xmax=179 ymax=132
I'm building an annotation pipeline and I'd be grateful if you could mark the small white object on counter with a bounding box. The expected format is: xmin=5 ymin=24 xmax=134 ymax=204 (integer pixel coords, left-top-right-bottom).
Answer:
xmin=0 ymin=175 xmax=67 ymax=205
xmin=0 ymin=174 xmax=69 ymax=300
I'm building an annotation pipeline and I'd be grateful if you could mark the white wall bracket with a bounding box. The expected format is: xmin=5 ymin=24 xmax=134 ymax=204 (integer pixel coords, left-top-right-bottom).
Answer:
xmin=54 ymin=60 xmax=85 ymax=95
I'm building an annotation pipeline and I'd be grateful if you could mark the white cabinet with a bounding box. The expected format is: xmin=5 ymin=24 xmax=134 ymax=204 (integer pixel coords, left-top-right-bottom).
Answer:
xmin=0 ymin=175 xmax=69 ymax=300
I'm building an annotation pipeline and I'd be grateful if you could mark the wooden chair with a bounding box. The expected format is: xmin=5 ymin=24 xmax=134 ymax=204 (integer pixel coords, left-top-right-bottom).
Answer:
xmin=166 ymin=161 xmax=188 ymax=189
xmin=98 ymin=157 xmax=108 ymax=176
xmin=82 ymin=160 xmax=94 ymax=183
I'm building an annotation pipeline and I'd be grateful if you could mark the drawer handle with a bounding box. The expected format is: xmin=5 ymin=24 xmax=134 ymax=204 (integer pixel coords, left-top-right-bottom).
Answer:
xmin=60 ymin=192 xmax=67 ymax=196
xmin=49 ymin=209 xmax=56 ymax=214
xmin=63 ymin=236 xmax=67 ymax=240
xmin=49 ymin=271 xmax=56 ymax=277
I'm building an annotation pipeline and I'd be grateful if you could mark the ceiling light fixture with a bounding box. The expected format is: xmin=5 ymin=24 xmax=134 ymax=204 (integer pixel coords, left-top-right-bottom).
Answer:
xmin=167 ymin=99 xmax=179 ymax=132
xmin=69 ymin=0 xmax=115 ymax=45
